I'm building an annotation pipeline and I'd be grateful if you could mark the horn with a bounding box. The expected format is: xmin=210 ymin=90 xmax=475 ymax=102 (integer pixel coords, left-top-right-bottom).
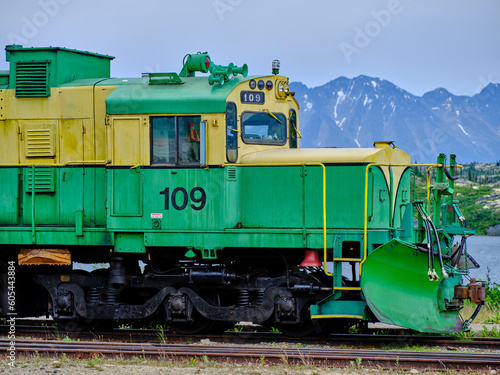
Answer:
xmin=231 ymin=63 xmax=248 ymax=77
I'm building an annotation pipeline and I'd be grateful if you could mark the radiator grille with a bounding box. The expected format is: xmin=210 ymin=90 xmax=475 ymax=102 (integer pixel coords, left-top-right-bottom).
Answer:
xmin=25 ymin=124 xmax=55 ymax=157
xmin=227 ymin=167 xmax=237 ymax=181
xmin=15 ymin=61 xmax=50 ymax=97
xmin=25 ymin=168 xmax=55 ymax=193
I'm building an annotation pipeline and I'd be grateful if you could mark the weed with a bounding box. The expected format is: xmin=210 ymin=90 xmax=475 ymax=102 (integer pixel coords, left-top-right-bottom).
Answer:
xmin=481 ymin=325 xmax=500 ymax=337
xmin=156 ymin=324 xmax=168 ymax=344
xmin=355 ymin=357 xmax=362 ymax=367
xmin=186 ymin=357 xmax=199 ymax=367
xmin=348 ymin=325 xmax=359 ymax=334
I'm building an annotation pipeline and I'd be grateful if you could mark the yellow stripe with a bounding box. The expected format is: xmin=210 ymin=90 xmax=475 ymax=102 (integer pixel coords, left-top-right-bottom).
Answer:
xmin=311 ymin=314 xmax=363 ymax=320
xmin=0 ymin=160 xmax=107 ymax=167
xmin=333 ymin=258 xmax=362 ymax=262
xmin=333 ymin=287 xmax=361 ymax=291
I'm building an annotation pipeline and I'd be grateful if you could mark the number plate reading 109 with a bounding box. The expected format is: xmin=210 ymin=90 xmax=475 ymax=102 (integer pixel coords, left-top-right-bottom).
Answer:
xmin=241 ymin=91 xmax=265 ymax=104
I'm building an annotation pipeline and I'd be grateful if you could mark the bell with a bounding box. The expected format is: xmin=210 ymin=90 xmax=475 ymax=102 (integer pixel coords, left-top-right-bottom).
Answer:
xmin=300 ymin=250 xmax=322 ymax=267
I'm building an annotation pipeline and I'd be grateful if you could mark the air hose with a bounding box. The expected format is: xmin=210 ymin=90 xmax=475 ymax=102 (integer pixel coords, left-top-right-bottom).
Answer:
xmin=429 ymin=218 xmax=449 ymax=279
xmin=415 ymin=203 xmax=437 ymax=281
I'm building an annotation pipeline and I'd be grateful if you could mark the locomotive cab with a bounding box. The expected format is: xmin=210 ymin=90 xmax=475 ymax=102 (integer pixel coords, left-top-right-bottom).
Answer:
xmin=104 ymin=54 xmax=300 ymax=168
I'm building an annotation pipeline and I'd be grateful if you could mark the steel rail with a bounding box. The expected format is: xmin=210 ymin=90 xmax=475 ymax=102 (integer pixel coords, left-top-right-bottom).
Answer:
xmin=2 ymin=326 xmax=500 ymax=350
xmin=2 ymin=338 xmax=499 ymax=371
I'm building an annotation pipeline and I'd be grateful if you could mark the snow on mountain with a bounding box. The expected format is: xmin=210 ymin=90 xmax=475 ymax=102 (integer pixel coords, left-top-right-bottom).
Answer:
xmin=291 ymin=76 xmax=500 ymax=163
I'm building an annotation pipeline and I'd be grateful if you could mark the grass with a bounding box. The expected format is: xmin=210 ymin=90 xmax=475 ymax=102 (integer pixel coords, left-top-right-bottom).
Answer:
xmin=7 ymin=354 xmax=368 ymax=375
xmin=412 ymin=163 xmax=500 ymax=234
xmin=458 ymin=270 xmax=500 ymax=334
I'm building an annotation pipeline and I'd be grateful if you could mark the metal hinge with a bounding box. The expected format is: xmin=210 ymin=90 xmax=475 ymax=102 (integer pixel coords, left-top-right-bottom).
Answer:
xmin=18 ymin=125 xmax=23 ymax=141
xmin=105 ymin=116 xmax=110 ymax=126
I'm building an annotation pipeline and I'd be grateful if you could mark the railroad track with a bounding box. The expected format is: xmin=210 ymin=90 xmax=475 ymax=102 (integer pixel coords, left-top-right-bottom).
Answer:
xmin=2 ymin=324 xmax=500 ymax=351
xmin=1 ymin=338 xmax=499 ymax=371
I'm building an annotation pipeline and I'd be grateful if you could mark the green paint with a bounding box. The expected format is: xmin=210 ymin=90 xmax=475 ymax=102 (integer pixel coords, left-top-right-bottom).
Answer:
xmin=5 ymin=45 xmax=113 ymax=96
xmin=105 ymin=75 xmax=257 ymax=115
xmin=361 ymin=239 xmax=464 ymax=333
xmin=114 ymin=233 xmax=145 ymax=253
xmin=311 ymin=299 xmax=370 ymax=320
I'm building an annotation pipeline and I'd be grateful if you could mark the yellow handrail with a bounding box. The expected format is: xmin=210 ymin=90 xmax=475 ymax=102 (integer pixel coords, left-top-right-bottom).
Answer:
xmin=359 ymin=163 xmax=442 ymax=277
xmin=224 ymin=162 xmax=329 ymax=276
xmin=0 ymin=160 xmax=108 ymax=167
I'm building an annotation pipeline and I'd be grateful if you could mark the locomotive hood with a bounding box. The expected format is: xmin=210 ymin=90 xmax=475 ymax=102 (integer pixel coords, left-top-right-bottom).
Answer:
xmin=239 ymin=146 xmax=411 ymax=165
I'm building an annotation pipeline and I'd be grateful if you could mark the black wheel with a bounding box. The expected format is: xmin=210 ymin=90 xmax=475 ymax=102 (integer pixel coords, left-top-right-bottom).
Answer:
xmin=276 ymin=319 xmax=316 ymax=337
xmin=54 ymin=317 xmax=97 ymax=332
xmin=169 ymin=291 xmax=225 ymax=334
xmin=170 ymin=308 xmax=214 ymax=334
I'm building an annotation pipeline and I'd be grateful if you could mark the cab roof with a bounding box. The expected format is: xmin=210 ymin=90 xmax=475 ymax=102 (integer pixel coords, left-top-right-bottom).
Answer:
xmin=103 ymin=75 xmax=257 ymax=115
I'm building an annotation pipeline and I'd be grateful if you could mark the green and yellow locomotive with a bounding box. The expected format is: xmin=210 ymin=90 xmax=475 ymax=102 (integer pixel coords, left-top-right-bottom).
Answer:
xmin=0 ymin=45 xmax=484 ymax=334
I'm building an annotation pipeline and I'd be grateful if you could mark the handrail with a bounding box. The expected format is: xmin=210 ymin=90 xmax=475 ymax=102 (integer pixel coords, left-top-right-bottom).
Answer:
xmin=31 ymin=165 xmax=35 ymax=244
xmin=426 ymin=166 xmax=438 ymax=216
xmin=359 ymin=163 xmax=443 ymax=277
xmin=0 ymin=160 xmax=108 ymax=167
xmin=224 ymin=162 xmax=329 ymax=276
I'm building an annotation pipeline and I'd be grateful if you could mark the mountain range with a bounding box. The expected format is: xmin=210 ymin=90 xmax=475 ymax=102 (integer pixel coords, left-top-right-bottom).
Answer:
xmin=290 ymin=76 xmax=500 ymax=163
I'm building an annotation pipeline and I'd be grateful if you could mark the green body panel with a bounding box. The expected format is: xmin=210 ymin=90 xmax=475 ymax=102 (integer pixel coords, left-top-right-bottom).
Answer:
xmin=240 ymin=165 xmax=391 ymax=230
xmin=5 ymin=45 xmax=113 ymax=93
xmin=0 ymin=168 xmax=19 ymax=224
xmin=114 ymin=233 xmax=145 ymax=253
xmin=0 ymin=70 xmax=8 ymax=86
xmin=0 ymin=164 xmax=398 ymax=251
xmin=361 ymin=239 xmax=464 ymax=333
xmin=105 ymin=75 xmax=257 ymax=115
xmin=0 ymin=166 xmax=107 ymax=238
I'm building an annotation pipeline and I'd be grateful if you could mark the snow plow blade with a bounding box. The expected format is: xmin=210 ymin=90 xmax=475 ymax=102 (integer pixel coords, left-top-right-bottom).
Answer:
xmin=360 ymin=239 xmax=465 ymax=333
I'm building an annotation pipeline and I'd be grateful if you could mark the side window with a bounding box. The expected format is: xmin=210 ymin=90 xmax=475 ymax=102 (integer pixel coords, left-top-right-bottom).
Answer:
xmin=151 ymin=117 xmax=176 ymax=163
xmin=290 ymin=109 xmax=298 ymax=149
xmin=178 ymin=117 xmax=201 ymax=163
xmin=151 ymin=116 xmax=201 ymax=164
xmin=226 ymin=102 xmax=238 ymax=163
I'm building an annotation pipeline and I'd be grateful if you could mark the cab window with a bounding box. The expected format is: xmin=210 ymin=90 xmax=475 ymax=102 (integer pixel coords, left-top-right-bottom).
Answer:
xmin=290 ymin=109 xmax=298 ymax=149
xmin=151 ymin=116 xmax=201 ymax=164
xmin=226 ymin=102 xmax=238 ymax=163
xmin=241 ymin=111 xmax=286 ymax=145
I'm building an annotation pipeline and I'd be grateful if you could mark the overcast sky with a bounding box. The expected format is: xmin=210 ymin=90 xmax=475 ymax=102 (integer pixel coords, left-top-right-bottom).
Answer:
xmin=1 ymin=0 xmax=499 ymax=96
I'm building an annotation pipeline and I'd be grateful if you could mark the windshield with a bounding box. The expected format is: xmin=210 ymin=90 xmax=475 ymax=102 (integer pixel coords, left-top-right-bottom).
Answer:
xmin=241 ymin=112 xmax=286 ymax=145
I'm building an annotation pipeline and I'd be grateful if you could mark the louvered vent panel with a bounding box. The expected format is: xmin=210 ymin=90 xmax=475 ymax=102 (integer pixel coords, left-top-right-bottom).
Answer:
xmin=227 ymin=167 xmax=237 ymax=181
xmin=25 ymin=124 xmax=55 ymax=157
xmin=15 ymin=61 xmax=49 ymax=97
xmin=25 ymin=168 xmax=55 ymax=193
